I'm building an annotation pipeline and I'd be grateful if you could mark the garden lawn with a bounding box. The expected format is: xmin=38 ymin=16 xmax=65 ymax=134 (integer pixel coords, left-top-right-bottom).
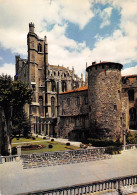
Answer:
xmin=12 ymin=137 xmax=43 ymax=143
xmin=11 ymin=140 xmax=79 ymax=154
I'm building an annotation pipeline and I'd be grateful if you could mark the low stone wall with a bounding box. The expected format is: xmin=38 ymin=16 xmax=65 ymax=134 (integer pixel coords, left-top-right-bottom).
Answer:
xmin=21 ymin=148 xmax=110 ymax=169
xmin=20 ymin=175 xmax=137 ymax=195
xmin=122 ymin=144 xmax=137 ymax=150
xmin=0 ymin=155 xmax=19 ymax=163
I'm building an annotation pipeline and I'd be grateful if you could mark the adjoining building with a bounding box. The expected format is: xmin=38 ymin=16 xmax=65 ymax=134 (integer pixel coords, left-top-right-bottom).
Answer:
xmin=58 ymin=86 xmax=89 ymax=140
xmin=15 ymin=23 xmax=84 ymax=137
xmin=58 ymin=62 xmax=137 ymax=141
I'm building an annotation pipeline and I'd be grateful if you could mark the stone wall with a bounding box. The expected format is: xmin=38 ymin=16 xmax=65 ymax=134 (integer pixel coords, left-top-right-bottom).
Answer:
xmin=122 ymin=75 xmax=137 ymax=130
xmin=22 ymin=147 xmax=107 ymax=169
xmin=58 ymin=88 xmax=89 ymax=139
xmin=87 ymin=62 xmax=123 ymax=140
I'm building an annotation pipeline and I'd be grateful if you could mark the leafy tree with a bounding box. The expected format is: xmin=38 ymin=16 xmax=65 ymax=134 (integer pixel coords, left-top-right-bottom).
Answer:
xmin=0 ymin=75 xmax=33 ymax=155
xmin=12 ymin=108 xmax=31 ymax=138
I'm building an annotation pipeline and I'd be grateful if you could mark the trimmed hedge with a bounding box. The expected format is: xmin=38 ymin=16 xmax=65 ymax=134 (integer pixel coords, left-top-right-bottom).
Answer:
xmin=66 ymin=142 xmax=70 ymax=146
xmin=106 ymin=146 xmax=121 ymax=155
xmin=48 ymin=144 xmax=53 ymax=148
xmin=84 ymin=138 xmax=120 ymax=147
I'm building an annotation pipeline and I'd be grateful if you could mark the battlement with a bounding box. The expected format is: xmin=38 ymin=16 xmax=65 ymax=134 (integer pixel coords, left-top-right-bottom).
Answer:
xmin=86 ymin=61 xmax=123 ymax=72
xmin=29 ymin=22 xmax=35 ymax=33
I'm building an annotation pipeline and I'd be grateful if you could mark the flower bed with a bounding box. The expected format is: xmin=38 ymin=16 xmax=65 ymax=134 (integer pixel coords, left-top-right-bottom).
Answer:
xmin=21 ymin=144 xmax=45 ymax=151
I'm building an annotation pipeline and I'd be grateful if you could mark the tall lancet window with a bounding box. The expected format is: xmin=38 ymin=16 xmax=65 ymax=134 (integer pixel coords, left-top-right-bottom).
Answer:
xmin=39 ymin=96 xmax=44 ymax=116
xmin=38 ymin=43 xmax=42 ymax=52
xmin=51 ymin=97 xmax=55 ymax=117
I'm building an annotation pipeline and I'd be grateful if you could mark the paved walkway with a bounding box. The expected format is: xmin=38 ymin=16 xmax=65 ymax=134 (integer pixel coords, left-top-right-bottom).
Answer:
xmin=0 ymin=150 xmax=137 ymax=195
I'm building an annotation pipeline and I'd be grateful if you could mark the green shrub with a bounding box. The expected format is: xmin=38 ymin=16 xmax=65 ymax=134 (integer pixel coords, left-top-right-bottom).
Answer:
xmin=48 ymin=144 xmax=53 ymax=148
xmin=66 ymin=142 xmax=70 ymax=146
xmin=85 ymin=138 xmax=120 ymax=147
xmin=80 ymin=144 xmax=84 ymax=148
xmin=32 ymin=137 xmax=36 ymax=140
xmin=126 ymin=131 xmax=137 ymax=144
xmin=106 ymin=146 xmax=121 ymax=155
xmin=43 ymin=137 xmax=46 ymax=140
xmin=51 ymin=139 xmax=54 ymax=142
xmin=12 ymin=147 xmax=17 ymax=155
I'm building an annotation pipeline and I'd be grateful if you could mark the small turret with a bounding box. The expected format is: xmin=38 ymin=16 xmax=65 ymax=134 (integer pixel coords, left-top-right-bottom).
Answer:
xmin=15 ymin=55 xmax=20 ymax=64
xmin=29 ymin=22 xmax=35 ymax=33
xmin=44 ymin=36 xmax=47 ymax=44
xmin=81 ymin=73 xmax=83 ymax=81
xmin=72 ymin=66 xmax=74 ymax=79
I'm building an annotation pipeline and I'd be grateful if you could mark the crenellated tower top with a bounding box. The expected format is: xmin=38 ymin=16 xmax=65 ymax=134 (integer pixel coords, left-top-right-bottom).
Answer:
xmin=29 ymin=22 xmax=35 ymax=33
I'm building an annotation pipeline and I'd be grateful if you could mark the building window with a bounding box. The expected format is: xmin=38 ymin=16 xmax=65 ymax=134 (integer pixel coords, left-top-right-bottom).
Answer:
xmin=120 ymin=117 xmax=122 ymax=126
xmin=39 ymin=96 xmax=44 ymax=116
xmin=38 ymin=43 xmax=42 ymax=52
xmin=129 ymin=107 xmax=137 ymax=129
xmin=62 ymin=81 xmax=67 ymax=92
xmin=128 ymin=89 xmax=134 ymax=101
xmin=76 ymin=97 xmax=80 ymax=105
xmin=67 ymin=98 xmax=70 ymax=106
xmin=66 ymin=119 xmax=69 ymax=127
xmin=51 ymin=81 xmax=56 ymax=92
xmin=118 ymin=90 xmax=121 ymax=100
xmin=114 ymin=105 xmax=117 ymax=110
xmin=84 ymin=96 xmax=88 ymax=104
xmin=51 ymin=97 xmax=55 ymax=117
xmin=75 ymin=117 xmax=79 ymax=127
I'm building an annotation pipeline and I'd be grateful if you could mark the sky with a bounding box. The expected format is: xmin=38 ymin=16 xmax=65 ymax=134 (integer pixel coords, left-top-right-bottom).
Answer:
xmin=0 ymin=0 xmax=137 ymax=78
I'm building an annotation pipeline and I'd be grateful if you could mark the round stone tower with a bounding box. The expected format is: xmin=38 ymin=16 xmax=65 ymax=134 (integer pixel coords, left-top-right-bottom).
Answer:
xmin=86 ymin=61 xmax=123 ymax=140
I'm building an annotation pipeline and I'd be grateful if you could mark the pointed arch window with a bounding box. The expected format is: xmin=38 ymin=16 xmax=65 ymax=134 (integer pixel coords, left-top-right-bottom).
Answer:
xmin=39 ymin=96 xmax=44 ymax=116
xmin=62 ymin=81 xmax=67 ymax=92
xmin=38 ymin=43 xmax=42 ymax=52
xmin=51 ymin=81 xmax=56 ymax=92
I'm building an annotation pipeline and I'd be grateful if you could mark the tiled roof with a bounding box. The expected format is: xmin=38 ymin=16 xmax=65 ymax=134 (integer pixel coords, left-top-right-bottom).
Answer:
xmin=60 ymin=85 xmax=88 ymax=94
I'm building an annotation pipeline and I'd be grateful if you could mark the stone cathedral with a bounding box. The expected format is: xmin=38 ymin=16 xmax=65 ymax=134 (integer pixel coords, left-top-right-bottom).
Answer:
xmin=15 ymin=23 xmax=137 ymax=141
xmin=15 ymin=23 xmax=84 ymax=137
